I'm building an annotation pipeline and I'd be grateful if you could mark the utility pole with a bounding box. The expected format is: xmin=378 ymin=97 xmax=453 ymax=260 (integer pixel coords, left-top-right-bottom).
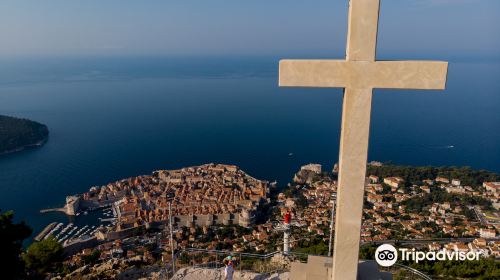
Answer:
xmin=166 ymin=192 xmax=176 ymax=274
xmin=328 ymin=197 xmax=335 ymax=257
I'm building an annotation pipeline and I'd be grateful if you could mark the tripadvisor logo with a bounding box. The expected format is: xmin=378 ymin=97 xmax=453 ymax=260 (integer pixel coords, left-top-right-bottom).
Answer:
xmin=375 ymin=244 xmax=398 ymax=267
xmin=374 ymin=244 xmax=481 ymax=267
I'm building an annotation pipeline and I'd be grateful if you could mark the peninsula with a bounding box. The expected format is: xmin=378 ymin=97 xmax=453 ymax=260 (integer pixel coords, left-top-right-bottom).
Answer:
xmin=49 ymin=164 xmax=271 ymax=239
xmin=0 ymin=115 xmax=49 ymax=155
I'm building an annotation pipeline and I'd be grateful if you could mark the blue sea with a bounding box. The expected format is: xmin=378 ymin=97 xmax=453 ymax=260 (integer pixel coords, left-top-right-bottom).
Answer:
xmin=0 ymin=55 xmax=499 ymax=236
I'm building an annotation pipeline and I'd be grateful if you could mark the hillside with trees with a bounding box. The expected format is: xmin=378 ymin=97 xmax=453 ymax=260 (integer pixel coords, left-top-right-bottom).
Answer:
xmin=0 ymin=115 xmax=49 ymax=155
xmin=366 ymin=164 xmax=500 ymax=187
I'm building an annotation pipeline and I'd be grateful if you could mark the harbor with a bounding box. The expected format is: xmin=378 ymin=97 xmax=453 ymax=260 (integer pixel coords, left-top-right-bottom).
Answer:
xmin=34 ymin=206 xmax=117 ymax=246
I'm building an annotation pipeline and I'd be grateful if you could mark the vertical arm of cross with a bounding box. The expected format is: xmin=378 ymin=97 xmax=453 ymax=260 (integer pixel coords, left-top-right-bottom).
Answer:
xmin=332 ymin=1 xmax=380 ymax=279
xmin=346 ymin=0 xmax=380 ymax=61
xmin=332 ymin=88 xmax=373 ymax=280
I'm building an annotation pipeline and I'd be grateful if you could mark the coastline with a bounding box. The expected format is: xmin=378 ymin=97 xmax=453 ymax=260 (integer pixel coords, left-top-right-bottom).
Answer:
xmin=0 ymin=114 xmax=49 ymax=156
xmin=0 ymin=136 xmax=48 ymax=156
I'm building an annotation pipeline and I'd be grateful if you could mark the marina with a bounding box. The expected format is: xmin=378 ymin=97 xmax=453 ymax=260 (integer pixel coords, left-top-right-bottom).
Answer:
xmin=34 ymin=206 xmax=117 ymax=245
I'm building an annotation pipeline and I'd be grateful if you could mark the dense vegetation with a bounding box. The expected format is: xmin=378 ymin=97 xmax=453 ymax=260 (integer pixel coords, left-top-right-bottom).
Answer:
xmin=23 ymin=237 xmax=63 ymax=277
xmin=408 ymin=258 xmax=500 ymax=280
xmin=360 ymin=244 xmax=500 ymax=280
xmin=294 ymin=235 xmax=329 ymax=255
xmin=0 ymin=209 xmax=32 ymax=279
xmin=0 ymin=209 xmax=63 ymax=280
xmin=0 ymin=115 xmax=48 ymax=155
xmin=402 ymin=187 xmax=493 ymax=212
xmin=367 ymin=164 xmax=500 ymax=187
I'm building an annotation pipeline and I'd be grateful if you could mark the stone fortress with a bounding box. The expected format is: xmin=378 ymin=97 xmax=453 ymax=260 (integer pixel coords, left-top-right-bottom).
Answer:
xmin=66 ymin=164 xmax=270 ymax=235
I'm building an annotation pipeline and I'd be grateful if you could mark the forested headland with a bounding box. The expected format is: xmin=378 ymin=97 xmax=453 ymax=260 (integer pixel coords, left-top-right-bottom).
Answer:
xmin=0 ymin=115 xmax=49 ymax=155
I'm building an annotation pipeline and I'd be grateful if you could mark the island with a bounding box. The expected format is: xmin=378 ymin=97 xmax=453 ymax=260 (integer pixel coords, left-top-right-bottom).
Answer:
xmin=0 ymin=115 xmax=49 ymax=155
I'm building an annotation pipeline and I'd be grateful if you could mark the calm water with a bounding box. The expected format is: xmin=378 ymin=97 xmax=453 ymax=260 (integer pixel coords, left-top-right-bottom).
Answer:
xmin=0 ymin=56 xmax=499 ymax=236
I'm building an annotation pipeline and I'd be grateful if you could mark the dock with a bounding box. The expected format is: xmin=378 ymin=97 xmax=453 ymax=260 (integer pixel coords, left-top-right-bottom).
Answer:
xmin=40 ymin=207 xmax=67 ymax=214
xmin=34 ymin=222 xmax=57 ymax=242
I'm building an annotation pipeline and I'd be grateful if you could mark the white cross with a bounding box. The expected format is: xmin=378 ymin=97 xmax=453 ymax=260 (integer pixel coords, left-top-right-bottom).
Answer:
xmin=278 ymin=0 xmax=448 ymax=279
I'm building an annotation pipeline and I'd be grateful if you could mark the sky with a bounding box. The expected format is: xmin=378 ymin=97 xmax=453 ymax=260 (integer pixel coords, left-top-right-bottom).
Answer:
xmin=0 ymin=0 xmax=499 ymax=58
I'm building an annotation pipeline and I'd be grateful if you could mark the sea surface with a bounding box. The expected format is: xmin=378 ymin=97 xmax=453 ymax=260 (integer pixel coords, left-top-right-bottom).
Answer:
xmin=0 ymin=56 xmax=499 ymax=237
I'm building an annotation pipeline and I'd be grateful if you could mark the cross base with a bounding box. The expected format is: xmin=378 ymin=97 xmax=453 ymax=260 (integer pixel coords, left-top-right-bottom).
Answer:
xmin=290 ymin=255 xmax=392 ymax=280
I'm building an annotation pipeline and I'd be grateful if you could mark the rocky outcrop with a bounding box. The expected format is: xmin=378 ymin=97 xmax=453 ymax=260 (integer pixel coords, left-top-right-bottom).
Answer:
xmin=55 ymin=258 xmax=163 ymax=280
xmin=171 ymin=267 xmax=290 ymax=280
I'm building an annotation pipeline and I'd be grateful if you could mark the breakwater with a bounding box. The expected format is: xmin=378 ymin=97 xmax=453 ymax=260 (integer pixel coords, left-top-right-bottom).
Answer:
xmin=34 ymin=222 xmax=58 ymax=241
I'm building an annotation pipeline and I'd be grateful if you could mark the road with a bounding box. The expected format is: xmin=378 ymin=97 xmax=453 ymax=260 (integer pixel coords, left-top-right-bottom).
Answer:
xmin=365 ymin=237 xmax=500 ymax=246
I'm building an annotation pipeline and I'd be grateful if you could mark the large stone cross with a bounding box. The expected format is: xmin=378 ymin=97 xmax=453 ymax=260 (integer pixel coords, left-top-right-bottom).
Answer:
xmin=279 ymin=0 xmax=448 ymax=279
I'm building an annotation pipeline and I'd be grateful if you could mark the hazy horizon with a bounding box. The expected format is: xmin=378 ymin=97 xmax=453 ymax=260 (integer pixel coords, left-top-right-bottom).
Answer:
xmin=1 ymin=0 xmax=499 ymax=58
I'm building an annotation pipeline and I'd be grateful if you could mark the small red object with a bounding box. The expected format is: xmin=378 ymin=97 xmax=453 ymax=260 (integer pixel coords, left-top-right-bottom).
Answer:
xmin=284 ymin=212 xmax=291 ymax=224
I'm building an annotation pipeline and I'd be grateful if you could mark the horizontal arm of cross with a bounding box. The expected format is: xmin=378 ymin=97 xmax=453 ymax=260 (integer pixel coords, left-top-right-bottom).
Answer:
xmin=279 ymin=59 xmax=448 ymax=90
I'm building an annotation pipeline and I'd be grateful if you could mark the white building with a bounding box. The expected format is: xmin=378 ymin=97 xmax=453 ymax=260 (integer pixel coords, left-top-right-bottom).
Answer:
xmin=483 ymin=182 xmax=500 ymax=193
xmin=383 ymin=177 xmax=404 ymax=189
xmin=479 ymin=228 xmax=497 ymax=238
xmin=300 ymin=164 xmax=322 ymax=174
xmin=451 ymin=179 xmax=461 ymax=186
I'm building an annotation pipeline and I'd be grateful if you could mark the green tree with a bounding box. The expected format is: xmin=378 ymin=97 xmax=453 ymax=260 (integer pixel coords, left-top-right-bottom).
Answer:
xmin=359 ymin=244 xmax=377 ymax=260
xmin=295 ymin=193 xmax=308 ymax=208
xmin=81 ymin=250 xmax=101 ymax=265
xmin=366 ymin=164 xmax=500 ymax=188
xmin=0 ymin=209 xmax=32 ymax=280
xmin=407 ymin=257 xmax=500 ymax=279
xmin=23 ymin=237 xmax=63 ymax=276
xmin=295 ymin=235 xmax=329 ymax=255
